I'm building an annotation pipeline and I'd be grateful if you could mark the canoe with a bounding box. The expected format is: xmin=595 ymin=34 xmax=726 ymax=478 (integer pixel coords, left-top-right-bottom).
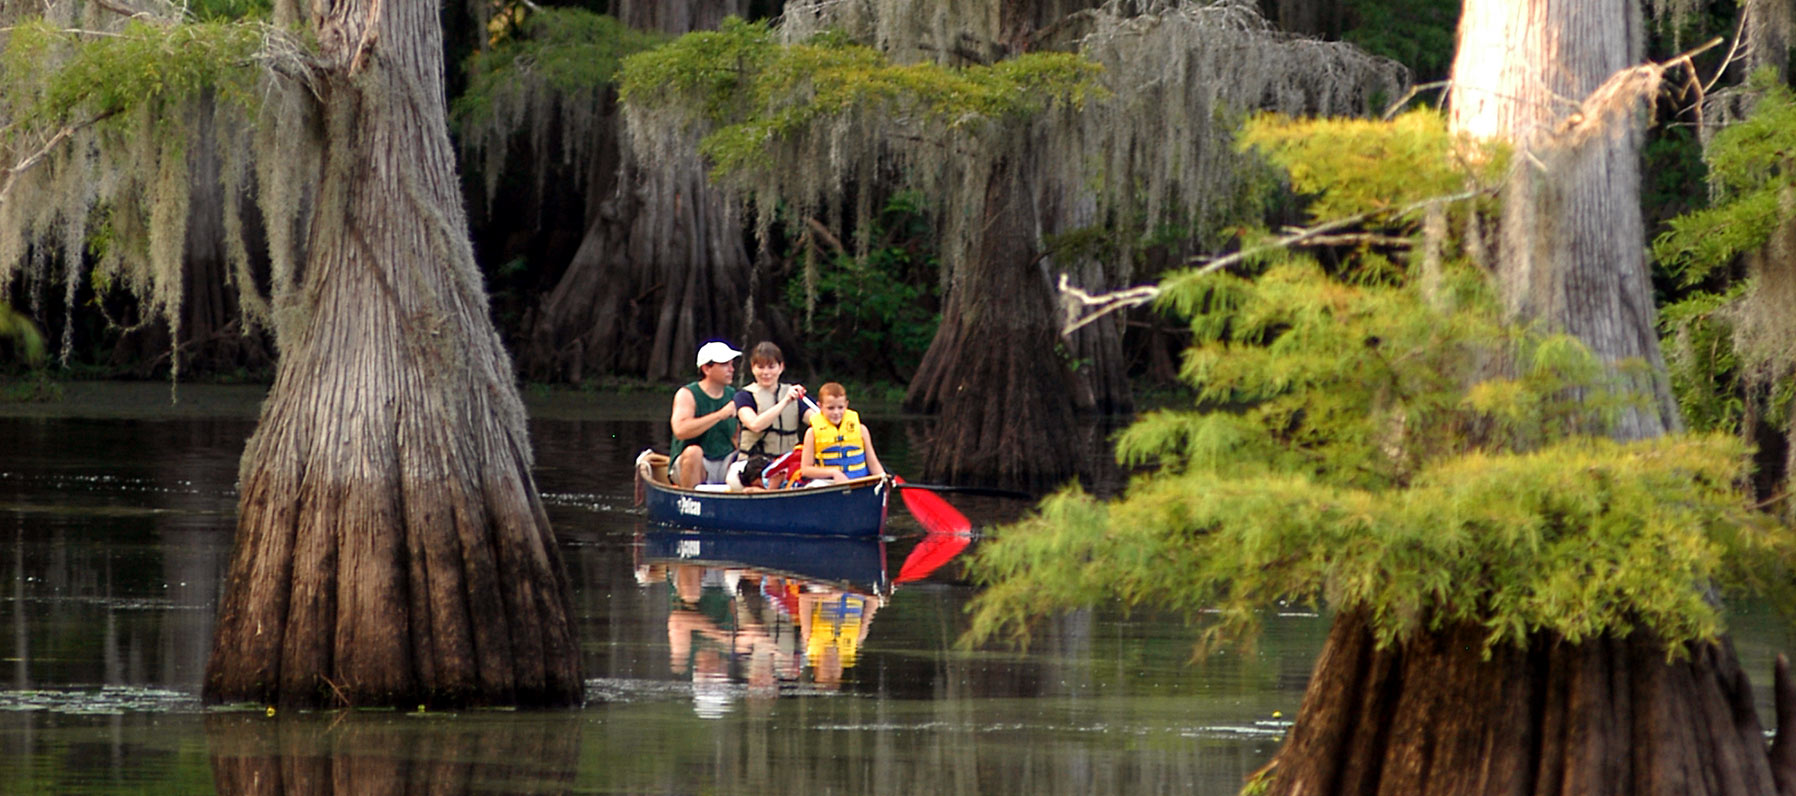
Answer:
xmin=634 ymin=450 xmax=891 ymax=537
xmin=637 ymin=528 xmax=889 ymax=596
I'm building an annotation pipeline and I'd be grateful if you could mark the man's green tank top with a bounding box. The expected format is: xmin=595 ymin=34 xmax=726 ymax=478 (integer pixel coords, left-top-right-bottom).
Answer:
xmin=671 ymin=382 xmax=738 ymax=460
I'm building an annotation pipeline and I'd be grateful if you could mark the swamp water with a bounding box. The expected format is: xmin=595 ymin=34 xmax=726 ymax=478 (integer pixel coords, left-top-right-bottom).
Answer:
xmin=1 ymin=384 xmax=1792 ymax=795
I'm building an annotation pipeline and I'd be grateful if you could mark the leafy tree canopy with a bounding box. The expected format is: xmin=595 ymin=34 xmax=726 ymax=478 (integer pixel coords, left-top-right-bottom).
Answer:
xmin=1653 ymin=71 xmax=1796 ymax=285
xmin=617 ymin=17 xmax=1101 ymax=181
xmin=1 ymin=18 xmax=265 ymax=138
xmin=1653 ymin=70 xmax=1796 ymax=442
xmin=965 ymin=110 xmax=1796 ymax=657
xmin=452 ymin=8 xmax=666 ymax=128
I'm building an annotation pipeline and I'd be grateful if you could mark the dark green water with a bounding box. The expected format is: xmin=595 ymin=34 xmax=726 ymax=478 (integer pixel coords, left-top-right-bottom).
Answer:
xmin=1 ymin=385 xmax=1791 ymax=794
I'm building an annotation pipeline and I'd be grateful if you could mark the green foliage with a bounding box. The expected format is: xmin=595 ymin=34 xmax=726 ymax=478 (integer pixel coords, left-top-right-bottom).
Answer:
xmin=0 ymin=301 xmax=46 ymax=367
xmin=186 ymin=0 xmax=273 ymax=22
xmin=453 ymin=9 xmax=665 ymax=127
xmin=1651 ymin=70 xmax=1796 ymax=437
xmin=1 ymin=18 xmax=265 ymax=131
xmin=618 ymin=17 xmax=1102 ymax=179
xmin=971 ymin=435 xmax=1785 ymax=656
xmin=1658 ymin=290 xmax=1745 ymax=433
xmin=1653 ymin=71 xmax=1796 ymax=284
xmin=787 ymin=194 xmax=939 ymax=380
xmin=1342 ymin=0 xmax=1459 ymax=83
xmin=1240 ymin=110 xmax=1507 ymax=221
xmin=967 ymin=113 xmax=1790 ymax=658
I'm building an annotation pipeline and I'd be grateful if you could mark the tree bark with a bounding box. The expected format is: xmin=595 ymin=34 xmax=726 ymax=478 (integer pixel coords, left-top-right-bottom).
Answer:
xmin=520 ymin=144 xmax=755 ymax=383
xmin=904 ymin=152 xmax=1081 ymax=491
xmin=1263 ymin=610 xmax=1786 ymax=796
xmin=1449 ymin=0 xmax=1677 ymax=439
xmin=203 ymin=0 xmax=581 ymax=708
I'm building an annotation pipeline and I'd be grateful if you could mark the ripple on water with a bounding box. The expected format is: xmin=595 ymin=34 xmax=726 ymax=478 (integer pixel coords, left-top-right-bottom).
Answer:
xmin=0 ymin=686 xmax=201 ymax=715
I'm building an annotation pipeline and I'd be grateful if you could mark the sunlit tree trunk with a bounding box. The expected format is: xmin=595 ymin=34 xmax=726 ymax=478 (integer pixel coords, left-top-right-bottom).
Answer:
xmin=1450 ymin=0 xmax=1677 ymax=440
xmin=1261 ymin=1 xmax=1796 ymax=792
xmin=203 ymin=0 xmax=581 ymax=708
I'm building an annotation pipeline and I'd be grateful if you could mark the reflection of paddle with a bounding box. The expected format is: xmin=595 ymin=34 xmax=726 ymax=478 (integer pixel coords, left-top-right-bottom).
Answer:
xmin=895 ymin=530 xmax=972 ymax=582
xmin=799 ymin=394 xmax=973 ymax=535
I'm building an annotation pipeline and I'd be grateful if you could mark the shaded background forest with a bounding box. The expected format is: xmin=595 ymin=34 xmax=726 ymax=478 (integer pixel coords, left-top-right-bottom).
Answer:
xmin=0 ymin=0 xmax=1463 ymax=387
xmin=0 ymin=0 xmax=1770 ymax=486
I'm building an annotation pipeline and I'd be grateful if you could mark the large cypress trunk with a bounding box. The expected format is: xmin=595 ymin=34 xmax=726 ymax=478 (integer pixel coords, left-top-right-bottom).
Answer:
xmin=522 ymin=143 xmax=754 ymax=382
xmin=1449 ymin=0 xmax=1677 ymax=438
xmin=1264 ymin=610 xmax=1796 ymax=795
xmin=515 ymin=5 xmax=760 ymax=383
xmin=1260 ymin=1 xmax=1787 ymax=791
xmin=203 ymin=0 xmax=581 ymax=708
xmin=904 ymin=152 xmax=1080 ymax=491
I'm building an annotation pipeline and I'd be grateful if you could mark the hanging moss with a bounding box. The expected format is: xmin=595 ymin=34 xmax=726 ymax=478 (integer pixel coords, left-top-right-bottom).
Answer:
xmin=0 ymin=12 xmax=286 ymax=366
xmin=451 ymin=9 xmax=665 ymax=206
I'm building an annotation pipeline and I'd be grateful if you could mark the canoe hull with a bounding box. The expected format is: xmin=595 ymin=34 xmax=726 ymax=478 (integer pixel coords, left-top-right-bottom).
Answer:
xmin=636 ymin=452 xmax=890 ymax=537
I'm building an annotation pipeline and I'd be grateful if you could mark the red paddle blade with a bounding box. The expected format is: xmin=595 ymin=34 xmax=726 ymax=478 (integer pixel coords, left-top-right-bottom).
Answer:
xmin=894 ymin=475 xmax=971 ymax=535
xmin=896 ymin=531 xmax=972 ymax=582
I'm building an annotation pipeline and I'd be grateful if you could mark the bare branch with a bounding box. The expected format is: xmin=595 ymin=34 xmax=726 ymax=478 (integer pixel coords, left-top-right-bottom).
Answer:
xmin=1058 ymin=273 xmax=1158 ymax=337
xmin=0 ymin=110 xmax=122 ymax=207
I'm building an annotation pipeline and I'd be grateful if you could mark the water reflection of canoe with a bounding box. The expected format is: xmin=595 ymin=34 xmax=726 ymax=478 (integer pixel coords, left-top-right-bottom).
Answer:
xmin=634 ymin=451 xmax=890 ymax=538
xmin=638 ymin=528 xmax=888 ymax=596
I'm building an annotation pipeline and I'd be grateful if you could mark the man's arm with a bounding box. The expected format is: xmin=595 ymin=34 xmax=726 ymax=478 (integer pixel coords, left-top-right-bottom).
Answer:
xmin=670 ymin=387 xmax=730 ymax=440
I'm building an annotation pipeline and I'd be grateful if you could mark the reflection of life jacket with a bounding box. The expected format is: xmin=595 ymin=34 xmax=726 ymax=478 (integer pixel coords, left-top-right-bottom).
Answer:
xmin=738 ymin=383 xmax=804 ymax=455
xmin=806 ymin=594 xmax=868 ymax=670
xmin=810 ymin=409 xmax=869 ymax=478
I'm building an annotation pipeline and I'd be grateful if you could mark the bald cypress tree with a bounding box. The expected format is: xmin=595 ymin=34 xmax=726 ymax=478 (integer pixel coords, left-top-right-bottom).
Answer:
xmin=966 ymin=1 xmax=1796 ymax=792
xmin=0 ymin=0 xmax=581 ymax=707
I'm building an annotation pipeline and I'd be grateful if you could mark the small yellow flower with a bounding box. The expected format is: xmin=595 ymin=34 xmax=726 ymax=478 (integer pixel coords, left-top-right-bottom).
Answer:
xmin=265 ymin=706 xmax=276 ymax=717
xmin=1271 ymin=710 xmax=1282 ymax=718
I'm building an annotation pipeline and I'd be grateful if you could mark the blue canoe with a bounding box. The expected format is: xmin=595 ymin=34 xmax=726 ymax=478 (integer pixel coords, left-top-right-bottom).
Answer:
xmin=634 ymin=450 xmax=891 ymax=538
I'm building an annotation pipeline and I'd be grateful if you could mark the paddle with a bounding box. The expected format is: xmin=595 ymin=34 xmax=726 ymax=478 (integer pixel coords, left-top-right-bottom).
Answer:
xmin=892 ymin=482 xmax=1032 ymax=500
xmin=798 ymin=394 xmax=973 ymax=535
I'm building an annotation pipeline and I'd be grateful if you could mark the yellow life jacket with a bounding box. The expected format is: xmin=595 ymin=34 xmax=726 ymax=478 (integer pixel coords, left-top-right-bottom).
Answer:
xmin=809 ymin=409 xmax=869 ymax=478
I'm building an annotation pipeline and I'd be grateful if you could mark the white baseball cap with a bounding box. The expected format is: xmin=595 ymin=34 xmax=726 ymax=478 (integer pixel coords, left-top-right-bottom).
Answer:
xmin=696 ymin=341 xmax=741 ymax=367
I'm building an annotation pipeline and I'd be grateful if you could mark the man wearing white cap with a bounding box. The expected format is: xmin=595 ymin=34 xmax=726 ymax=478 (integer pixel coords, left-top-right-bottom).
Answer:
xmin=669 ymin=340 xmax=742 ymax=486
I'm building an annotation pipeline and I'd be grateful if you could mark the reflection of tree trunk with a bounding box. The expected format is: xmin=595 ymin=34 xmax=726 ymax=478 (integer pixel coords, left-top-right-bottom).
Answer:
xmin=207 ymin=712 xmax=581 ymax=795
xmin=203 ymin=0 xmax=581 ymax=708
xmin=905 ymin=153 xmax=1079 ymax=491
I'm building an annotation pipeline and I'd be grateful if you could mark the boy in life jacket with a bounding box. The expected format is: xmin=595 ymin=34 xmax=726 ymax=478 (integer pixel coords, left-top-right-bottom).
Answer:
xmin=732 ymin=341 xmax=815 ymax=457
xmin=797 ymin=382 xmax=886 ymax=483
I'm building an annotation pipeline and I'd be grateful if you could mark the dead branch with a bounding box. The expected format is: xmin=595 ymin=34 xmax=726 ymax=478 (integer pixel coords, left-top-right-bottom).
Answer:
xmin=804 ymin=217 xmax=847 ymax=259
xmin=1058 ymin=273 xmax=1158 ymax=337
xmin=0 ymin=110 xmax=122 ymax=207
